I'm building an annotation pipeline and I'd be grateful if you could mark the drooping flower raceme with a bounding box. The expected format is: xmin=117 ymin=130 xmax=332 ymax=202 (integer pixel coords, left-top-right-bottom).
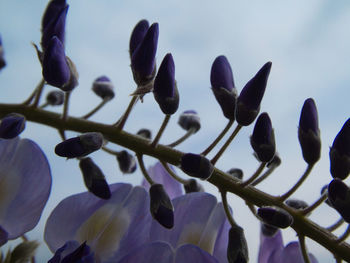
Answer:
xmin=0 ymin=137 xmax=51 ymax=245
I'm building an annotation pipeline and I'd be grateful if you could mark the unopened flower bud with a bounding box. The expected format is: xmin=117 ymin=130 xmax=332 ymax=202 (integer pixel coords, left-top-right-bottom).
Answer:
xmin=330 ymin=118 xmax=350 ymax=180
xmin=181 ymin=153 xmax=214 ymax=180
xmin=0 ymin=113 xmax=26 ymax=139
xmin=250 ymin=113 xmax=276 ymax=162
xmin=116 ymin=150 xmax=137 ymax=174
xmin=92 ymin=76 xmax=115 ymax=100
xmin=55 ymin=132 xmax=103 ymax=158
xmin=178 ymin=110 xmax=200 ymax=133
xmin=236 ymin=62 xmax=272 ymax=126
xmin=49 ymin=241 xmax=95 ymax=263
xmin=129 ymin=19 xmax=149 ymax=57
xmin=298 ymin=98 xmax=321 ymax=164
xmin=267 ymin=153 xmax=281 ymax=168
xmin=210 ymin=55 xmax=237 ymax=120
xmin=46 ymin=90 xmax=64 ymax=106
xmin=320 ymin=184 xmax=332 ymax=207
xmin=328 ymin=179 xmax=350 ymax=222
xmin=0 ymin=34 xmax=5 ymax=70
xmin=183 ymin=179 xmax=204 ymax=193
xmin=226 ymin=168 xmax=243 ymax=180
xmin=153 ymin=53 xmax=179 ymax=115
xmin=41 ymin=5 xmax=68 ymax=50
xmin=42 ymin=36 xmax=70 ymax=89
xmin=149 ymin=184 xmax=174 ymax=229
xmin=261 ymin=223 xmax=279 ymax=237
xmin=137 ymin=128 xmax=152 ymax=139
xmin=41 ymin=0 xmax=68 ymax=33
xmin=79 ymin=157 xmax=111 ymax=200
xmin=257 ymin=207 xmax=293 ymax=229
xmin=227 ymin=225 xmax=249 ymax=263
xmin=285 ymin=199 xmax=308 ymax=210
xmin=131 ymin=23 xmax=159 ymax=86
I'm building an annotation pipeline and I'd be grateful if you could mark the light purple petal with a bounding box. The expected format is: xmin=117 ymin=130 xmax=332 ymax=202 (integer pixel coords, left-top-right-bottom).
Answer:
xmin=45 ymin=183 xmax=151 ymax=262
xmin=212 ymin=211 xmax=231 ymax=263
xmin=149 ymin=192 xmax=222 ymax=255
xmin=142 ymin=162 xmax=183 ymax=199
xmin=278 ymin=242 xmax=318 ymax=263
xmin=258 ymin=229 xmax=284 ymax=263
xmin=0 ymin=138 xmax=51 ymax=239
xmin=116 ymin=241 xmax=174 ymax=263
xmin=175 ymin=244 xmax=219 ymax=263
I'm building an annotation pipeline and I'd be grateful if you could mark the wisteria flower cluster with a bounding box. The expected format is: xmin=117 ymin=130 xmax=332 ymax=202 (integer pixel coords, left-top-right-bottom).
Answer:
xmin=0 ymin=0 xmax=349 ymax=262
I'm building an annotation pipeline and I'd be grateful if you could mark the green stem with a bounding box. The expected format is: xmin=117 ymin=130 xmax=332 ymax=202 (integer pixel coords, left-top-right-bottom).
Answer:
xmin=136 ymin=154 xmax=155 ymax=185
xmin=160 ymin=161 xmax=188 ymax=184
xmin=279 ymin=164 xmax=314 ymax=202
xmin=22 ymin=79 xmax=45 ymax=106
xmin=62 ymin=91 xmax=71 ymax=121
xmin=0 ymin=103 xmax=349 ymax=261
xmin=31 ymin=79 xmax=46 ymax=108
xmin=211 ymin=124 xmax=242 ymax=165
xmin=151 ymin=114 xmax=171 ymax=147
xmin=102 ymin=146 xmax=120 ymax=156
xmin=302 ymin=192 xmax=328 ymax=215
xmin=201 ymin=119 xmax=234 ymax=156
xmin=167 ymin=128 xmax=196 ymax=147
xmin=251 ymin=162 xmax=278 ymax=186
xmin=327 ymin=218 xmax=345 ymax=232
xmin=240 ymin=162 xmax=266 ymax=187
xmin=298 ymin=235 xmax=311 ymax=263
xmin=337 ymin=225 xmax=350 ymax=243
xmin=115 ymin=95 xmax=139 ymax=129
xmin=220 ymin=190 xmax=237 ymax=227
xmin=81 ymin=99 xmax=109 ymax=119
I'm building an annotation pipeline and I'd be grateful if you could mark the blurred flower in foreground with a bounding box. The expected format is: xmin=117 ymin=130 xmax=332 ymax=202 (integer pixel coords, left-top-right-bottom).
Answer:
xmin=258 ymin=228 xmax=318 ymax=263
xmin=0 ymin=137 xmax=51 ymax=245
xmin=46 ymin=183 xmax=230 ymax=262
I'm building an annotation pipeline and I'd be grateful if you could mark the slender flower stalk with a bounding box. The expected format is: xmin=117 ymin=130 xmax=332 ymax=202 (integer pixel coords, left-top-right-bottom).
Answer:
xmin=115 ymin=95 xmax=139 ymax=129
xmin=160 ymin=161 xmax=188 ymax=185
xmin=22 ymin=79 xmax=45 ymax=106
xmin=137 ymin=154 xmax=155 ymax=185
xmin=327 ymin=218 xmax=345 ymax=232
xmin=240 ymin=162 xmax=266 ymax=187
xmin=298 ymin=235 xmax=311 ymax=263
xmin=167 ymin=127 xmax=196 ymax=147
xmin=220 ymin=190 xmax=237 ymax=227
xmin=337 ymin=225 xmax=350 ymax=243
xmin=302 ymin=192 xmax=328 ymax=215
xmin=81 ymin=99 xmax=109 ymax=119
xmin=251 ymin=155 xmax=281 ymax=186
xmin=151 ymin=114 xmax=171 ymax=147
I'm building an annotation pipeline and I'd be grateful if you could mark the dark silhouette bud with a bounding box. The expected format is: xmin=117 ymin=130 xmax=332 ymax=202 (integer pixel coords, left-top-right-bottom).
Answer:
xmin=261 ymin=223 xmax=279 ymax=237
xmin=92 ymin=76 xmax=115 ymax=100
xmin=149 ymin=184 xmax=174 ymax=229
xmin=257 ymin=207 xmax=293 ymax=229
xmin=285 ymin=199 xmax=308 ymax=210
xmin=0 ymin=113 xmax=26 ymax=139
xmin=267 ymin=153 xmax=281 ymax=168
xmin=41 ymin=5 xmax=68 ymax=50
xmin=178 ymin=110 xmax=201 ymax=133
xmin=210 ymin=55 xmax=237 ymax=120
xmin=46 ymin=90 xmax=64 ymax=106
xmin=49 ymin=241 xmax=95 ymax=263
xmin=0 ymin=34 xmax=5 ymax=70
xmin=226 ymin=168 xmax=243 ymax=180
xmin=328 ymin=179 xmax=350 ymax=222
xmin=55 ymin=132 xmax=104 ymax=158
xmin=153 ymin=53 xmax=179 ymax=115
xmin=181 ymin=153 xmax=214 ymax=180
xmin=131 ymin=23 xmax=159 ymax=86
xmin=236 ymin=62 xmax=272 ymax=126
xmin=137 ymin=129 xmax=152 ymax=139
xmin=320 ymin=184 xmax=332 ymax=207
xmin=250 ymin=113 xmax=276 ymax=162
xmin=79 ymin=158 xmax=111 ymax=200
xmin=330 ymin=118 xmax=350 ymax=180
xmin=183 ymin=179 xmax=204 ymax=193
xmin=116 ymin=150 xmax=137 ymax=174
xmin=227 ymin=225 xmax=249 ymax=263
xmin=42 ymin=36 xmax=70 ymax=88
xmin=129 ymin=19 xmax=149 ymax=57
xmin=298 ymin=98 xmax=321 ymax=164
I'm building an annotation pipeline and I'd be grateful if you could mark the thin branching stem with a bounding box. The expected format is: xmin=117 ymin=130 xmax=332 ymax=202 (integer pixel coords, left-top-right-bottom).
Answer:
xmin=136 ymin=154 xmax=155 ymax=185
xmin=115 ymin=95 xmax=139 ymax=129
xmin=160 ymin=161 xmax=188 ymax=184
xmin=167 ymin=127 xmax=196 ymax=147
xmin=220 ymin=190 xmax=237 ymax=227
xmin=251 ymin=163 xmax=278 ymax=186
xmin=211 ymin=124 xmax=242 ymax=165
xmin=82 ymin=99 xmax=109 ymax=119
xmin=327 ymin=218 xmax=345 ymax=232
xmin=62 ymin=91 xmax=71 ymax=121
xmin=39 ymin=102 xmax=49 ymax=109
xmin=22 ymin=79 xmax=45 ymax=106
xmin=337 ymin=225 xmax=350 ymax=243
xmin=298 ymin=234 xmax=311 ymax=263
xmin=302 ymin=192 xmax=328 ymax=215
xmin=151 ymin=114 xmax=171 ymax=147
xmin=102 ymin=146 xmax=120 ymax=156
xmin=31 ymin=79 xmax=46 ymax=108
xmin=240 ymin=162 xmax=266 ymax=187
xmin=201 ymin=119 xmax=234 ymax=156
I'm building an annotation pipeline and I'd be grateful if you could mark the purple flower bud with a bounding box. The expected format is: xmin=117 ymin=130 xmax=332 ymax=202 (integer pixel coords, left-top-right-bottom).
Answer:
xmin=153 ymin=53 xmax=179 ymax=115
xmin=149 ymin=184 xmax=174 ymax=229
xmin=227 ymin=225 xmax=249 ymax=263
xmin=55 ymin=132 xmax=103 ymax=158
xmin=250 ymin=113 xmax=276 ymax=163
xmin=0 ymin=34 xmax=5 ymax=70
xmin=116 ymin=150 xmax=137 ymax=174
xmin=236 ymin=62 xmax=272 ymax=126
xmin=137 ymin=128 xmax=152 ymax=139
xmin=131 ymin=23 xmax=159 ymax=86
xmin=328 ymin=179 xmax=350 ymax=222
xmin=46 ymin=90 xmax=64 ymax=106
xmin=41 ymin=0 xmax=68 ymax=33
xmin=210 ymin=55 xmax=237 ymax=120
xmin=261 ymin=223 xmax=279 ymax=237
xmin=298 ymin=98 xmax=321 ymax=164
xmin=181 ymin=153 xmax=214 ymax=180
xmin=330 ymin=118 xmax=350 ymax=180
xmin=129 ymin=19 xmax=149 ymax=57
xmin=41 ymin=5 xmax=69 ymax=50
xmin=79 ymin=157 xmax=111 ymax=200
xmin=49 ymin=241 xmax=95 ymax=263
xmin=0 ymin=113 xmax=26 ymax=139
xmin=285 ymin=199 xmax=308 ymax=210
xmin=257 ymin=207 xmax=293 ymax=229
xmin=178 ymin=110 xmax=201 ymax=133
xmin=320 ymin=184 xmax=332 ymax=207
xmin=183 ymin=179 xmax=204 ymax=193
xmin=42 ymin=36 xmax=70 ymax=88
xmin=92 ymin=76 xmax=115 ymax=100
xmin=267 ymin=153 xmax=281 ymax=168
xmin=226 ymin=168 xmax=243 ymax=180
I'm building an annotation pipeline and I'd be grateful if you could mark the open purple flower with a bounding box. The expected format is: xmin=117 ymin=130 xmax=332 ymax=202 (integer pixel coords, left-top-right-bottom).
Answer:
xmin=258 ymin=228 xmax=318 ymax=263
xmin=0 ymin=137 xmax=51 ymax=245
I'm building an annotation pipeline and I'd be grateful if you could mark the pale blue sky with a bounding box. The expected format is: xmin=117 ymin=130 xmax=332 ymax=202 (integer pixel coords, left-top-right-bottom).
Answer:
xmin=0 ymin=0 xmax=349 ymax=262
